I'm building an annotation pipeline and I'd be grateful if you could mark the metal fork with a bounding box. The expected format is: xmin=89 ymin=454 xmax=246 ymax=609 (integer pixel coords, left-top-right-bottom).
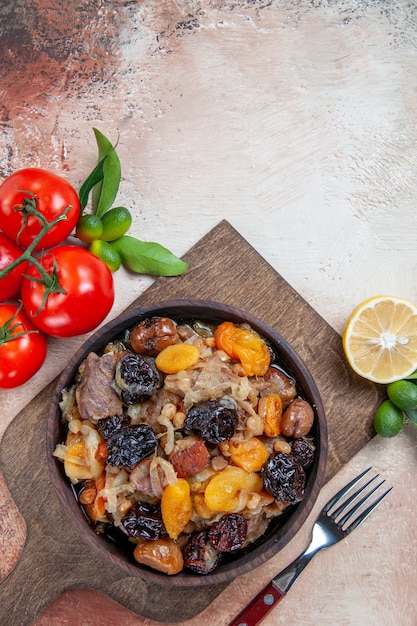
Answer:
xmin=229 ymin=467 xmax=392 ymax=626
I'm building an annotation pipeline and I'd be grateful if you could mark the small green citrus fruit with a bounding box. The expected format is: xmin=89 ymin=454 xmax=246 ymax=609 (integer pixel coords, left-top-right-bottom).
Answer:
xmin=387 ymin=380 xmax=417 ymax=411
xmin=100 ymin=206 xmax=132 ymax=241
xmin=89 ymin=240 xmax=122 ymax=272
xmin=75 ymin=214 xmax=103 ymax=242
xmin=374 ymin=400 xmax=404 ymax=438
xmin=405 ymin=408 xmax=417 ymax=426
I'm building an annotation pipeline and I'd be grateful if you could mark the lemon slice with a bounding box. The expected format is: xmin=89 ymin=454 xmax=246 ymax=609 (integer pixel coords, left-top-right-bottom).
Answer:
xmin=342 ymin=295 xmax=417 ymax=384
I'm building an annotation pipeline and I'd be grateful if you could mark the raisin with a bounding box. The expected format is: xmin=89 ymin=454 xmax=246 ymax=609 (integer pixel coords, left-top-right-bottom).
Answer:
xmin=262 ymin=452 xmax=306 ymax=504
xmin=208 ymin=513 xmax=247 ymax=552
xmin=106 ymin=423 xmax=157 ymax=468
xmin=113 ymin=352 xmax=161 ymax=404
xmin=121 ymin=500 xmax=167 ymax=540
xmin=184 ymin=397 xmax=238 ymax=444
xmin=96 ymin=413 xmax=130 ymax=439
xmin=290 ymin=438 xmax=315 ymax=469
xmin=182 ymin=531 xmax=221 ymax=574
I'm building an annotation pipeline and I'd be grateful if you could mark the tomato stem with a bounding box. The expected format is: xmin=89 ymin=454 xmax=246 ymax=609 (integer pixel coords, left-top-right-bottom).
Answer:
xmin=27 ymin=258 xmax=67 ymax=316
xmin=0 ymin=205 xmax=70 ymax=284
xmin=0 ymin=302 xmax=39 ymax=345
xmin=13 ymin=191 xmax=49 ymax=244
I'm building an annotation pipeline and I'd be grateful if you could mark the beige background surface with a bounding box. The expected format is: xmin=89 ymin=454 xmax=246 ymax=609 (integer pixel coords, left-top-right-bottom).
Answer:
xmin=0 ymin=1 xmax=416 ymax=625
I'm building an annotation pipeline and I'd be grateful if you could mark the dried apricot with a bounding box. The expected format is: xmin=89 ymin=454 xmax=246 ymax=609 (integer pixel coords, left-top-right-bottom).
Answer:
xmin=155 ymin=343 xmax=200 ymax=374
xmin=133 ymin=538 xmax=184 ymax=575
xmin=214 ymin=321 xmax=271 ymax=376
xmin=83 ymin=473 xmax=107 ymax=522
xmin=258 ymin=393 xmax=282 ymax=437
xmin=204 ymin=466 xmax=263 ymax=513
xmin=78 ymin=480 xmax=97 ymax=505
xmin=161 ymin=478 xmax=192 ymax=539
xmin=229 ymin=437 xmax=269 ymax=473
xmin=64 ymin=442 xmax=104 ymax=481
xmin=192 ymin=493 xmax=213 ymax=519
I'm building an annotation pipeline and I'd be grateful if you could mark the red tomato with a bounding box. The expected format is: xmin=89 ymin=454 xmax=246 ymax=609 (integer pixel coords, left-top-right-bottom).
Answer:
xmin=0 ymin=303 xmax=47 ymax=388
xmin=21 ymin=246 xmax=114 ymax=338
xmin=0 ymin=232 xmax=28 ymax=301
xmin=0 ymin=168 xmax=81 ymax=250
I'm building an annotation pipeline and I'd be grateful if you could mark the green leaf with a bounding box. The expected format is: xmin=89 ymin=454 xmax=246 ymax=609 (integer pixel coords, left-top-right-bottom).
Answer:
xmin=93 ymin=128 xmax=121 ymax=217
xmin=78 ymin=155 xmax=107 ymax=210
xmin=111 ymin=235 xmax=188 ymax=277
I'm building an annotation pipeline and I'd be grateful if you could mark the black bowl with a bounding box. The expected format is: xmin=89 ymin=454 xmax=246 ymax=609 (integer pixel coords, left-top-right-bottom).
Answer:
xmin=46 ymin=299 xmax=327 ymax=586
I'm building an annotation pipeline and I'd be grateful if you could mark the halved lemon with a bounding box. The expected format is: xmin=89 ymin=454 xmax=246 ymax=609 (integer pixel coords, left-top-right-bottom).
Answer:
xmin=342 ymin=295 xmax=417 ymax=384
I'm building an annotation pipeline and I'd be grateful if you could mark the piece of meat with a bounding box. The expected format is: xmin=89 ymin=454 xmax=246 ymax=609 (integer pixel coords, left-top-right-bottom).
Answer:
xmin=169 ymin=435 xmax=209 ymax=478
xmin=75 ymin=352 xmax=123 ymax=421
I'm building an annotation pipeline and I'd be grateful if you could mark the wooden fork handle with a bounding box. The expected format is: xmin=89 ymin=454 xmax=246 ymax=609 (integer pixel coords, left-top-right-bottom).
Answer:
xmin=228 ymin=581 xmax=285 ymax=626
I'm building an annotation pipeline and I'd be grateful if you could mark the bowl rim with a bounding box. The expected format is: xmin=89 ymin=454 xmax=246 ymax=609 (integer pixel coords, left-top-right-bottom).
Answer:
xmin=46 ymin=298 xmax=328 ymax=587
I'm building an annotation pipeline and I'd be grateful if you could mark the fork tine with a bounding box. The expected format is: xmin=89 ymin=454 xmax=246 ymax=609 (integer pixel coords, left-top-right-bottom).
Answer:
xmin=322 ymin=467 xmax=372 ymax=513
xmin=336 ymin=478 xmax=386 ymax=526
xmin=343 ymin=486 xmax=393 ymax=534
xmin=330 ymin=475 xmax=381 ymax=521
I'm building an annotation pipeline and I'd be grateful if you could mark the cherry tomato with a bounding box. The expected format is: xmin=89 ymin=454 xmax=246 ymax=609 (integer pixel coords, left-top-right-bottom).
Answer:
xmin=0 ymin=303 xmax=47 ymax=388
xmin=0 ymin=168 xmax=81 ymax=250
xmin=0 ymin=232 xmax=28 ymax=301
xmin=21 ymin=245 xmax=114 ymax=338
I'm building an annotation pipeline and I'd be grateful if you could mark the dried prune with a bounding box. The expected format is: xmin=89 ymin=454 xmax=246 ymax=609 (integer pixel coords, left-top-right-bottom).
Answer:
xmin=121 ymin=500 xmax=167 ymax=540
xmin=290 ymin=438 xmax=315 ymax=469
xmin=96 ymin=413 xmax=130 ymax=439
xmin=262 ymin=452 xmax=306 ymax=504
xmin=208 ymin=513 xmax=247 ymax=552
xmin=184 ymin=397 xmax=238 ymax=444
xmin=182 ymin=531 xmax=221 ymax=574
xmin=130 ymin=317 xmax=178 ymax=356
xmin=106 ymin=423 xmax=157 ymax=468
xmin=113 ymin=352 xmax=161 ymax=404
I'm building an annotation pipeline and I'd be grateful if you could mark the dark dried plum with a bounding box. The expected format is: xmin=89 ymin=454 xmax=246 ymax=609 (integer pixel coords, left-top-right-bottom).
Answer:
xmin=208 ymin=513 xmax=247 ymax=552
xmin=96 ymin=413 xmax=130 ymax=439
xmin=290 ymin=438 xmax=315 ymax=469
xmin=182 ymin=531 xmax=221 ymax=574
xmin=121 ymin=500 xmax=167 ymax=540
xmin=113 ymin=352 xmax=161 ymax=404
xmin=262 ymin=452 xmax=306 ymax=504
xmin=106 ymin=423 xmax=157 ymax=468
xmin=184 ymin=397 xmax=238 ymax=444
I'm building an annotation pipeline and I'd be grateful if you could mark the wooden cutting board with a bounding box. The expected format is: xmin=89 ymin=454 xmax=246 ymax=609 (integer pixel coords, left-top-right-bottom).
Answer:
xmin=0 ymin=221 xmax=383 ymax=626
